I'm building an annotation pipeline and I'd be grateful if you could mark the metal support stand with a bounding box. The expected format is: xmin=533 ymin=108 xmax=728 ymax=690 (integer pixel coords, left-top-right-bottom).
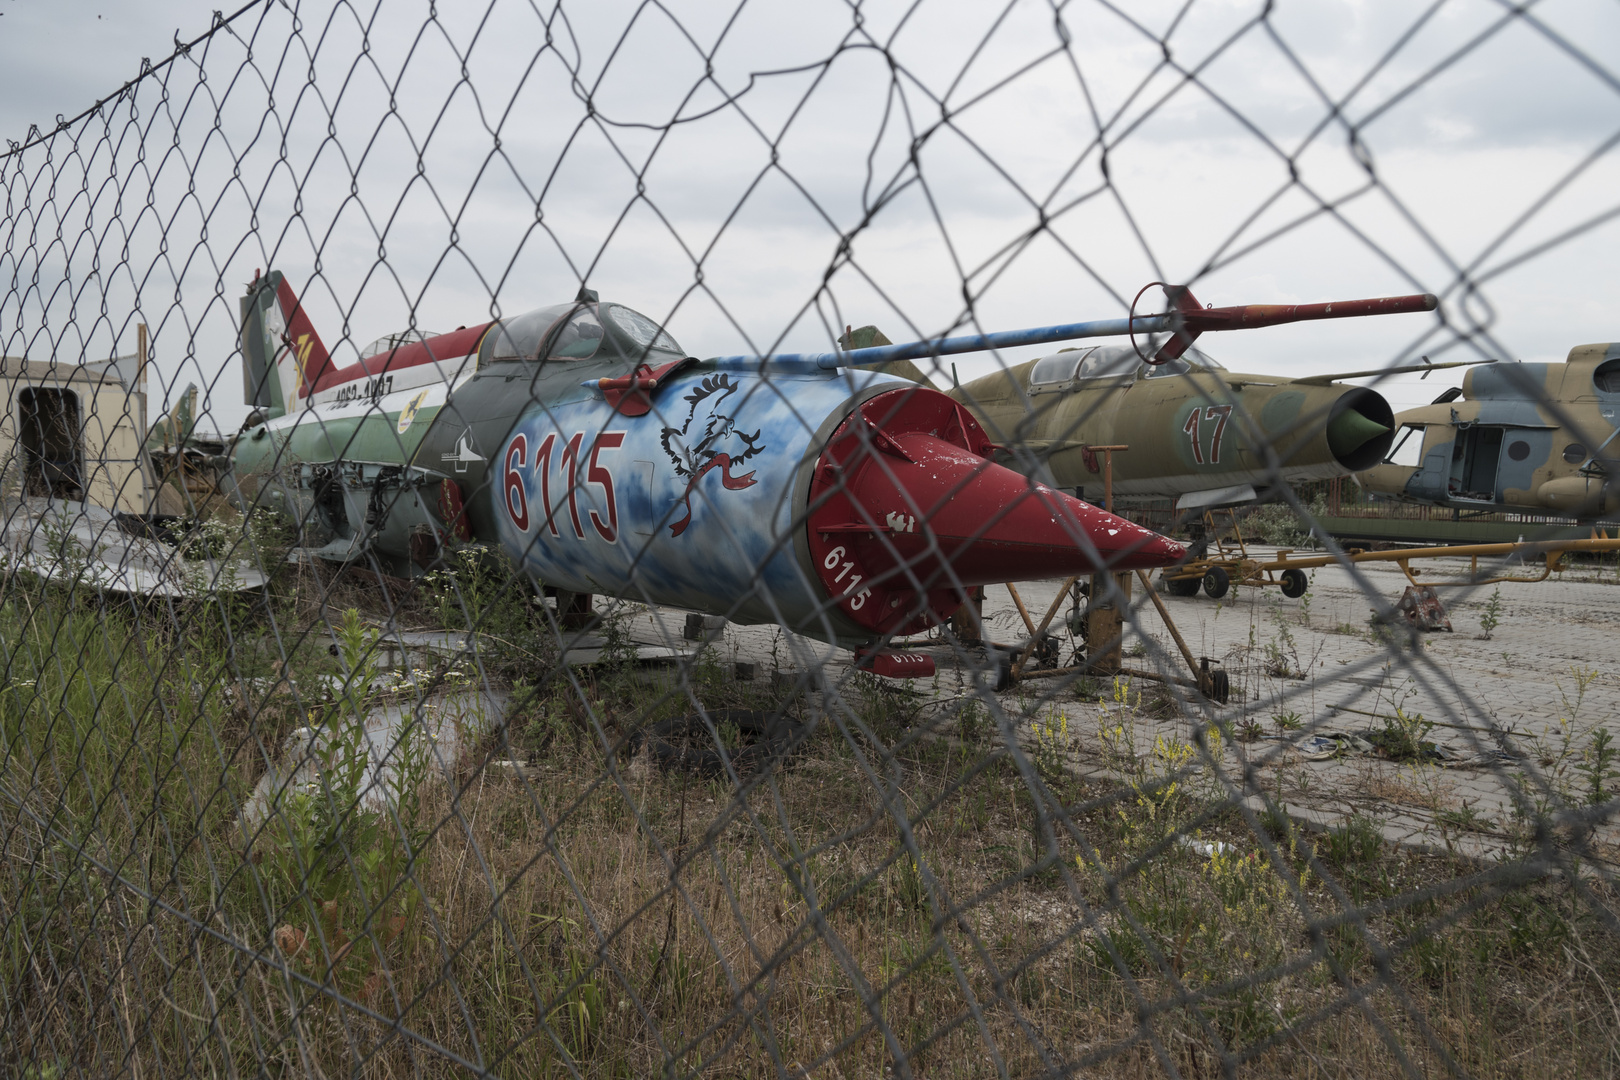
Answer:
xmin=549 ymin=589 xmax=596 ymax=631
xmin=951 ymin=585 xmax=986 ymax=645
xmin=1003 ymin=442 xmax=1229 ymax=703
xmin=1084 ymin=444 xmax=1131 ymax=676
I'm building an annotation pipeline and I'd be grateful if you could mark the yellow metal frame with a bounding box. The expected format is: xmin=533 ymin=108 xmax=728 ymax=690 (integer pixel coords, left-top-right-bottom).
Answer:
xmin=1162 ymin=512 xmax=1620 ymax=591
xmin=1163 ymin=509 xmax=1291 ymax=592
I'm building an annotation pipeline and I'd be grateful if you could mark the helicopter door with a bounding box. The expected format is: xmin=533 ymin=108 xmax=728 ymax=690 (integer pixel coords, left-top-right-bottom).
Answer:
xmin=1497 ymin=427 xmax=1554 ymax=503
xmin=1448 ymin=426 xmax=1502 ymax=502
xmin=1407 ymin=428 xmax=1450 ymax=502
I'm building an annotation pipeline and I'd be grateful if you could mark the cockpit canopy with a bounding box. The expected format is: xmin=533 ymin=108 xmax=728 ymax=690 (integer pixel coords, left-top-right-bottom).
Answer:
xmin=1028 ymin=344 xmax=1225 ymax=389
xmin=481 ymin=302 xmax=686 ymax=368
xmin=360 ymin=330 xmax=442 ymax=359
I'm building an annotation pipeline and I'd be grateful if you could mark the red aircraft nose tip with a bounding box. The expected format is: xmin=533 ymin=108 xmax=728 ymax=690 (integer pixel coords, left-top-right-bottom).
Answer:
xmin=805 ymin=386 xmax=1184 ymax=636
xmin=1135 ymin=531 xmax=1189 ymax=567
xmin=853 ymin=432 xmax=1185 ymax=582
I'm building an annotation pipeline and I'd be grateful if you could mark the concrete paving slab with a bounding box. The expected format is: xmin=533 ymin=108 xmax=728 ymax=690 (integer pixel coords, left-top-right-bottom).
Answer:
xmin=593 ymin=548 xmax=1618 ymax=868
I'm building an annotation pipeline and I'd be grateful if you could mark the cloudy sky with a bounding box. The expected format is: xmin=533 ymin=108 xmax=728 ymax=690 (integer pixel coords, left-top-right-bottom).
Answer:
xmin=2 ymin=0 xmax=1618 ymax=429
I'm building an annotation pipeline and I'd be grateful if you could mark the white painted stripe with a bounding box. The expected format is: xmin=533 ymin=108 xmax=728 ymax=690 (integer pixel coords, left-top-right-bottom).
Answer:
xmin=266 ymin=379 xmax=458 ymax=433
xmin=305 ymin=354 xmax=476 ymax=408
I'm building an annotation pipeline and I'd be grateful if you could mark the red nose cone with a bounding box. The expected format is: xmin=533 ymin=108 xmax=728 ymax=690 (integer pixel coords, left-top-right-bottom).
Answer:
xmin=806 ymin=387 xmax=1185 ymax=636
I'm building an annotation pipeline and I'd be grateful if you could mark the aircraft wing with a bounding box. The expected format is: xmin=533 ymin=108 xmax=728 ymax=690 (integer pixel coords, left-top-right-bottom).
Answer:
xmin=1291 ymin=359 xmax=1492 ymax=385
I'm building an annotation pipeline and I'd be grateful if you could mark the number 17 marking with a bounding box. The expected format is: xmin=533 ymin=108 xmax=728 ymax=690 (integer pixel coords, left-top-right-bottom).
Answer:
xmin=1183 ymin=404 xmax=1234 ymax=465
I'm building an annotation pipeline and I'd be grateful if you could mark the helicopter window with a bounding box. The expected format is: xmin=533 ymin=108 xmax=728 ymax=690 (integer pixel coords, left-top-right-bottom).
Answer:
xmin=1564 ymin=443 xmax=1588 ymax=464
xmin=1385 ymin=424 xmax=1426 ymax=467
xmin=606 ymin=304 xmax=683 ymax=358
xmin=1594 ymin=357 xmax=1620 ymax=393
xmin=1029 ymin=349 xmax=1090 ymax=387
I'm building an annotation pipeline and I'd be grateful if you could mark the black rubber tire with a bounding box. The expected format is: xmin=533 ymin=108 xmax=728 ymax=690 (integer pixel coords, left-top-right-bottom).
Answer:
xmin=977 ymin=649 xmax=1015 ymax=692
xmin=632 ymin=709 xmax=805 ymax=778
xmin=1202 ymin=565 xmax=1231 ymax=600
xmin=1208 ymin=669 xmax=1231 ymax=705
xmin=1032 ymin=633 xmax=1061 ymax=670
xmin=1162 ymin=573 xmax=1201 ymax=597
xmin=1279 ymin=568 xmax=1308 ymax=599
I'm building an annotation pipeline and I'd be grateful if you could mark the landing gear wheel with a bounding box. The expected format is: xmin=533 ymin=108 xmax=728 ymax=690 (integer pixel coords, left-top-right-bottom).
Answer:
xmin=1163 ymin=573 xmax=1200 ymax=597
xmin=1202 ymin=566 xmax=1230 ymax=600
xmin=1198 ymin=659 xmax=1231 ymax=705
xmin=1279 ymin=568 xmax=1308 ymax=599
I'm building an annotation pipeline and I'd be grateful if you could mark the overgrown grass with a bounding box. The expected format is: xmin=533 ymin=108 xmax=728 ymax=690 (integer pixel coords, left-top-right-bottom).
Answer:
xmin=1 ymin=576 xmax=1617 ymax=1078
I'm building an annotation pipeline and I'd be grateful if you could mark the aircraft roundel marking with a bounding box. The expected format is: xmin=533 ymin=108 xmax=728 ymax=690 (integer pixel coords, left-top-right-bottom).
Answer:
xmin=396 ymin=388 xmax=430 ymax=434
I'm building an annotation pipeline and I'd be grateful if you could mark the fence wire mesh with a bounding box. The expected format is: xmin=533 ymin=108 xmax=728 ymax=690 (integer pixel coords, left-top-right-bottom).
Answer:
xmin=2 ymin=1 xmax=1619 ymax=1077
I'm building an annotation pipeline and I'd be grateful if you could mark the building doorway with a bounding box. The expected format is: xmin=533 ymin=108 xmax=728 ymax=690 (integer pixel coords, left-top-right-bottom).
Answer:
xmin=18 ymin=388 xmax=83 ymax=499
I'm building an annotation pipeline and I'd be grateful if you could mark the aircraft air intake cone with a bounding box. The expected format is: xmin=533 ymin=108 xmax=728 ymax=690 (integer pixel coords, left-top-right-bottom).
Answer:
xmin=1326 ymin=407 xmax=1390 ymax=456
xmin=806 ymin=386 xmax=1185 ymax=636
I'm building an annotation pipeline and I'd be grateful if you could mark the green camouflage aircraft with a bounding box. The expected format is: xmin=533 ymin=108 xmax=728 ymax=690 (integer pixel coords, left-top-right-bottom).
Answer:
xmin=1356 ymin=343 xmax=1619 ymax=518
xmin=853 ymin=286 xmax=1452 ymax=509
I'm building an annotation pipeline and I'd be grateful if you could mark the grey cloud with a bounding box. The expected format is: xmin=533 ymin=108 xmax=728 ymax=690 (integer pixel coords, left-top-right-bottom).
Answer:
xmin=4 ymin=0 xmax=1620 ymax=436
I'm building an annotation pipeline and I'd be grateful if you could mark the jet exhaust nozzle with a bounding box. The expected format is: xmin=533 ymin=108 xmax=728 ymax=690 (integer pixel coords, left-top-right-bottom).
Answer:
xmin=1324 ymin=387 xmax=1396 ymax=471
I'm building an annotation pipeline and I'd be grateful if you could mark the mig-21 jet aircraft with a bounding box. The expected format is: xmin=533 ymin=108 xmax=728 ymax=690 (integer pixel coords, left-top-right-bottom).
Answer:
xmin=937 ymin=285 xmax=1455 ymax=509
xmin=226 ymin=271 xmax=1185 ymax=671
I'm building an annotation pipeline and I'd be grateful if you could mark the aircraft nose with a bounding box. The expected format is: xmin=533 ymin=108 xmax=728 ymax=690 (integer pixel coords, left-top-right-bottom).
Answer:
xmin=805 ymin=386 xmax=1185 ymax=636
xmin=1130 ymin=529 xmax=1189 ymax=568
xmin=909 ymin=467 xmax=1187 ymax=578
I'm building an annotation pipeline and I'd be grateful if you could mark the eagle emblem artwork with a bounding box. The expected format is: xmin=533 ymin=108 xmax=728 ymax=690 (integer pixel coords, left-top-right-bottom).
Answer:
xmin=660 ymin=374 xmax=764 ymax=537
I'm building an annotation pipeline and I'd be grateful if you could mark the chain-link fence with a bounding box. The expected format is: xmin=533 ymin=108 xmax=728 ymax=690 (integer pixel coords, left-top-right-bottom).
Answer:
xmin=2 ymin=2 xmax=1618 ymax=1076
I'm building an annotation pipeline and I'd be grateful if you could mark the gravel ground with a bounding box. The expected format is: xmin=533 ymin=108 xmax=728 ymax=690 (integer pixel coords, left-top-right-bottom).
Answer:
xmin=619 ymin=547 xmax=1620 ymax=868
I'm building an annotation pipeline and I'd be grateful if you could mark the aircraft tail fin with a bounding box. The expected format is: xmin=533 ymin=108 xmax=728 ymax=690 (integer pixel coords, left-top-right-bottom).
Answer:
xmin=240 ymin=270 xmax=333 ymax=417
xmin=146 ymin=383 xmax=199 ymax=450
xmin=839 ymin=324 xmax=936 ymax=387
